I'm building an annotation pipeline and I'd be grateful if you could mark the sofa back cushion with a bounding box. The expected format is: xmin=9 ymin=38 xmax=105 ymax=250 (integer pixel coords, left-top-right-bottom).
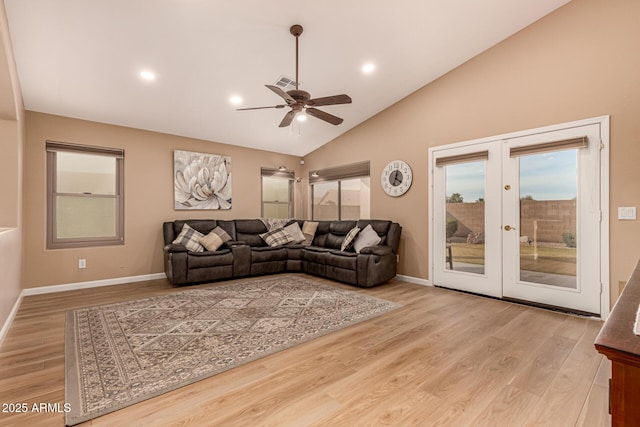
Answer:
xmin=312 ymin=221 xmax=357 ymax=250
xmin=235 ymin=219 xmax=268 ymax=247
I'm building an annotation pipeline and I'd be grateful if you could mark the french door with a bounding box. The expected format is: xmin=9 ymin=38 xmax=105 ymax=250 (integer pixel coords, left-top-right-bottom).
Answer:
xmin=431 ymin=119 xmax=606 ymax=315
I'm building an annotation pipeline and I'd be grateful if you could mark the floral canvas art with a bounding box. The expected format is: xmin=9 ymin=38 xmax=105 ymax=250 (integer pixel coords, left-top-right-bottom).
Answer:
xmin=174 ymin=150 xmax=232 ymax=210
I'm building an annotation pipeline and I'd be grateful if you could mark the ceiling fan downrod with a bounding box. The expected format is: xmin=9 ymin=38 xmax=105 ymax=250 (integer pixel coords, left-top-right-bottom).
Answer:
xmin=290 ymin=24 xmax=303 ymax=91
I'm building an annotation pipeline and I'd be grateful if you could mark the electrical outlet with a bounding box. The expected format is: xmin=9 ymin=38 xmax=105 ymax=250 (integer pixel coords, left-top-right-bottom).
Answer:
xmin=78 ymin=259 xmax=86 ymax=269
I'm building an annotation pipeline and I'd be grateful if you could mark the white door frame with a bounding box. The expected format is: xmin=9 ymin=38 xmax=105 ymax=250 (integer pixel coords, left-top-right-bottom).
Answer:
xmin=428 ymin=116 xmax=610 ymax=319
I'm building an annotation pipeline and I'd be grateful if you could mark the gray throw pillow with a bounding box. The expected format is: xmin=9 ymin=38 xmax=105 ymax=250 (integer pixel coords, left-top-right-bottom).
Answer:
xmin=353 ymin=224 xmax=382 ymax=253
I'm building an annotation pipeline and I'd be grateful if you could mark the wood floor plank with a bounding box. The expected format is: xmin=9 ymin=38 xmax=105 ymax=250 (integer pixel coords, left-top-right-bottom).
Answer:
xmin=0 ymin=273 xmax=608 ymax=426
xmin=524 ymin=320 xmax=605 ymax=426
xmin=470 ymin=384 xmax=540 ymax=427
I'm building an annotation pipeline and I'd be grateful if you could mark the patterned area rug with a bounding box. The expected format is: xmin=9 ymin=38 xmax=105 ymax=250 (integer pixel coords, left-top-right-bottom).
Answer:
xmin=65 ymin=275 xmax=400 ymax=425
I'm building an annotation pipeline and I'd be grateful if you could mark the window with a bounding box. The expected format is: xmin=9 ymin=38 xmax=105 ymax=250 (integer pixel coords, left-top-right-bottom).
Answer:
xmin=261 ymin=168 xmax=294 ymax=218
xmin=310 ymin=161 xmax=370 ymax=221
xmin=46 ymin=141 xmax=124 ymax=249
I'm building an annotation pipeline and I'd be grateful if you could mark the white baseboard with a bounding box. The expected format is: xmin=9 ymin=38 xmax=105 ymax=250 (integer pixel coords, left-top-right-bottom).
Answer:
xmin=0 ymin=293 xmax=24 ymax=350
xmin=21 ymin=273 xmax=168 ymax=296
xmin=395 ymin=274 xmax=432 ymax=286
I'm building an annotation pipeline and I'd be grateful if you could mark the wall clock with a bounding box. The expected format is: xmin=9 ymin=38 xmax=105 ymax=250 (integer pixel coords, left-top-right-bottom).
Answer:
xmin=381 ymin=160 xmax=413 ymax=197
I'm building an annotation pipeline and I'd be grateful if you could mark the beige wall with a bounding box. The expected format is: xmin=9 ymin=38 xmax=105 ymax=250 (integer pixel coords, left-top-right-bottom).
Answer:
xmin=22 ymin=112 xmax=302 ymax=288
xmin=13 ymin=0 xmax=640 ymax=310
xmin=0 ymin=0 xmax=23 ymax=339
xmin=303 ymin=0 xmax=640 ymax=305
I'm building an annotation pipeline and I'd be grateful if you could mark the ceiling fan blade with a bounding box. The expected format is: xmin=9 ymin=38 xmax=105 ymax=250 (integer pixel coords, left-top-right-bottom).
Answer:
xmin=306 ymin=107 xmax=344 ymax=125
xmin=306 ymin=94 xmax=352 ymax=107
xmin=279 ymin=110 xmax=296 ymax=127
xmin=266 ymin=85 xmax=296 ymax=104
xmin=236 ymin=105 xmax=285 ymax=111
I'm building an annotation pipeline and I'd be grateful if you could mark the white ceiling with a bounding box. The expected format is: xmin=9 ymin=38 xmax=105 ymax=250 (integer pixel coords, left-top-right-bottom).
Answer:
xmin=4 ymin=0 xmax=570 ymax=157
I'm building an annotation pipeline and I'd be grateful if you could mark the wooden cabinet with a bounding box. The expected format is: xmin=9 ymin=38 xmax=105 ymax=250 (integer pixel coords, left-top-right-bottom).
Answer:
xmin=595 ymin=261 xmax=640 ymax=426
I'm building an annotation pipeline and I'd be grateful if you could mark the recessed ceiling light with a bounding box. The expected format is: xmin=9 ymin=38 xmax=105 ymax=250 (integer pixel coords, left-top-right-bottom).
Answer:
xmin=139 ymin=70 xmax=156 ymax=81
xmin=361 ymin=63 xmax=376 ymax=74
xmin=229 ymin=95 xmax=243 ymax=106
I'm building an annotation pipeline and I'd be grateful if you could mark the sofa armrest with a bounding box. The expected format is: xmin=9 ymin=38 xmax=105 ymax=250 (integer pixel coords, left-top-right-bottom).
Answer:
xmin=223 ymin=240 xmax=246 ymax=248
xmin=359 ymin=245 xmax=393 ymax=256
xmin=164 ymin=243 xmax=188 ymax=253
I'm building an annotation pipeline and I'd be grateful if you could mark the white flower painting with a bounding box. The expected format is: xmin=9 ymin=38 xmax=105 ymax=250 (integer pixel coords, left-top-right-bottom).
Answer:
xmin=174 ymin=150 xmax=232 ymax=210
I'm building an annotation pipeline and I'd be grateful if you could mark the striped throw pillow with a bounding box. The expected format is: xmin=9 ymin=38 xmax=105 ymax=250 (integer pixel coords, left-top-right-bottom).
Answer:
xmin=199 ymin=226 xmax=232 ymax=251
xmin=341 ymin=226 xmax=361 ymax=251
xmin=172 ymin=224 xmax=205 ymax=252
xmin=260 ymin=228 xmax=294 ymax=247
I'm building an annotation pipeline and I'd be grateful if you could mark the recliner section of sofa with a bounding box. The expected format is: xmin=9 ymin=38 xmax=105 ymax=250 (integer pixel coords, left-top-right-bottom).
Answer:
xmin=163 ymin=218 xmax=401 ymax=288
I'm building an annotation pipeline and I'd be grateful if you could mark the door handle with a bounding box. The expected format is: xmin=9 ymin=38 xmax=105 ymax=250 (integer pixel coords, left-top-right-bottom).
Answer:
xmin=504 ymin=225 xmax=516 ymax=231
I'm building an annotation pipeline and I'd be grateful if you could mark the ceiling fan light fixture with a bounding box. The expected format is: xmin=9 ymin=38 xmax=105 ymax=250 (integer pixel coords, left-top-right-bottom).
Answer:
xmin=296 ymin=113 xmax=307 ymax=122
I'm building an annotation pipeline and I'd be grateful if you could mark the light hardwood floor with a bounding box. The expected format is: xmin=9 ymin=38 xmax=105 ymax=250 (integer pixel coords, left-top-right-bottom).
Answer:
xmin=0 ymin=274 xmax=610 ymax=426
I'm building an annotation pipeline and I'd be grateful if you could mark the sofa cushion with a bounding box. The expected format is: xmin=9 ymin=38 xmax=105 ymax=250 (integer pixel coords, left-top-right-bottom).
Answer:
xmin=187 ymin=249 xmax=233 ymax=268
xmin=172 ymin=224 xmax=205 ymax=252
xmin=200 ymin=226 xmax=232 ymax=251
xmin=328 ymin=250 xmax=358 ymax=270
xmin=320 ymin=221 xmax=358 ymax=249
xmin=235 ymin=219 xmax=268 ymax=247
xmin=353 ymin=224 xmax=382 ymax=253
xmin=260 ymin=228 xmax=295 ymax=247
xmin=251 ymin=246 xmax=288 ymax=263
xmin=301 ymin=246 xmax=331 ymax=264
xmin=173 ymin=219 xmax=217 ymax=236
xmin=341 ymin=226 xmax=360 ymax=251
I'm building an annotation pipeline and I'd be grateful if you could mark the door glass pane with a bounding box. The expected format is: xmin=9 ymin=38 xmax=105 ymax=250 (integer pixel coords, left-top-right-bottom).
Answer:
xmin=444 ymin=161 xmax=485 ymax=274
xmin=312 ymin=182 xmax=339 ymax=220
xmin=340 ymin=177 xmax=371 ymax=220
xmin=56 ymin=152 xmax=116 ymax=194
xmin=518 ymin=149 xmax=577 ymax=289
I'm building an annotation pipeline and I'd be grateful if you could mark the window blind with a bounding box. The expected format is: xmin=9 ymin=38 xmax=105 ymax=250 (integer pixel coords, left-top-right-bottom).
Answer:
xmin=260 ymin=167 xmax=295 ymax=180
xmin=435 ymin=151 xmax=489 ymax=167
xmin=509 ymin=136 xmax=588 ymax=157
xmin=46 ymin=140 xmax=124 ymax=158
xmin=309 ymin=161 xmax=370 ymax=184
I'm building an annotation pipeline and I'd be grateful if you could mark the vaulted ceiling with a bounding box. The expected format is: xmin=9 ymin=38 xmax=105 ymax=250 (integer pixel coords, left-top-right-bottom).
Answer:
xmin=4 ymin=0 xmax=570 ymax=156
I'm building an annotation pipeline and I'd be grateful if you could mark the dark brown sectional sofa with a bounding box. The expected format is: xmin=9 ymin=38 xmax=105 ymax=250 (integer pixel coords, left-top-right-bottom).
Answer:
xmin=163 ymin=219 xmax=402 ymax=288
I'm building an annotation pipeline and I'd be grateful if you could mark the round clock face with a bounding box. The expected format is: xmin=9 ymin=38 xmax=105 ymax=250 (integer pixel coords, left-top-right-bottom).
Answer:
xmin=382 ymin=160 xmax=413 ymax=197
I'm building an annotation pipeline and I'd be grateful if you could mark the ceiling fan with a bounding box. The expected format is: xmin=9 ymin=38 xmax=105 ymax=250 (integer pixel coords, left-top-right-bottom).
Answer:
xmin=237 ymin=24 xmax=352 ymax=127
